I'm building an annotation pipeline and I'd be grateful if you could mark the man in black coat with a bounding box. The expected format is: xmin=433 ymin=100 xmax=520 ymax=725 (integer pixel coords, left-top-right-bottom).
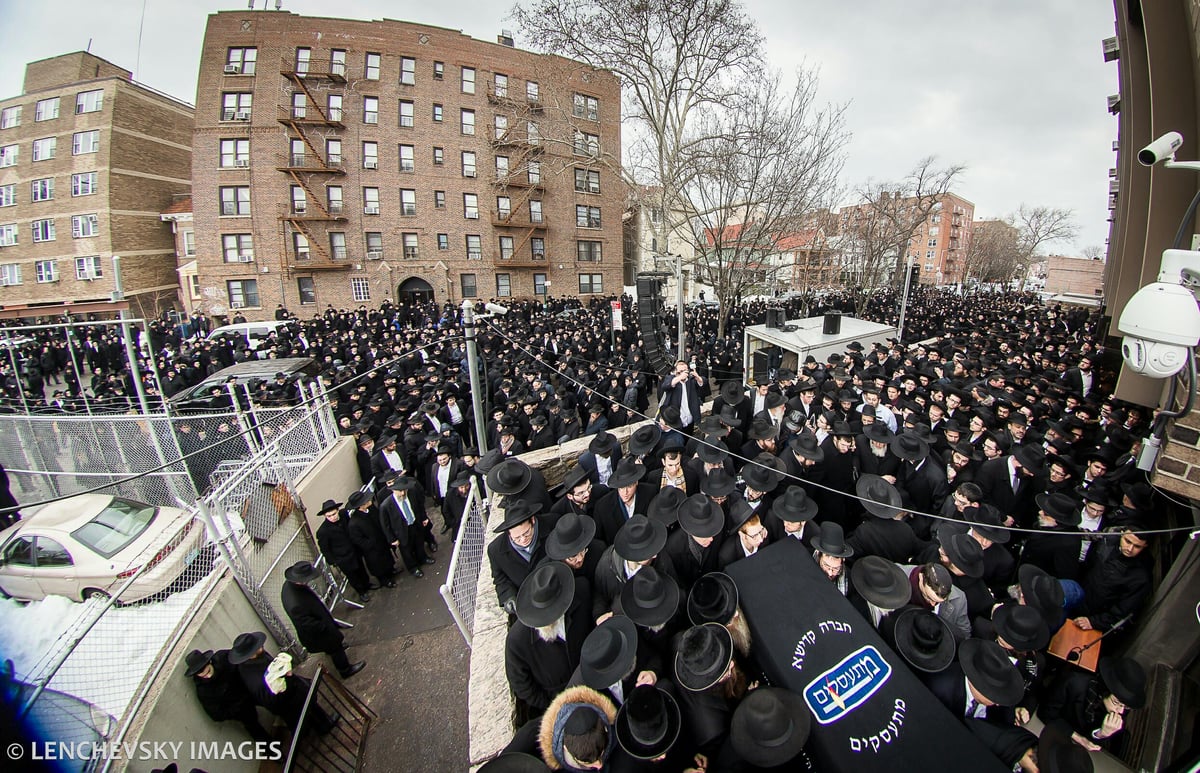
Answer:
xmin=228 ymin=631 xmax=337 ymax=735
xmin=593 ymin=460 xmax=657 ymax=546
xmin=846 ymin=475 xmax=921 ymax=564
xmin=1067 ymin=527 xmax=1154 ymax=633
xmin=926 ymin=639 xmax=1022 ymax=726
xmin=487 ymin=500 xmax=553 ymax=615
xmin=280 ymin=561 xmax=365 ymax=678
xmin=379 ymin=477 xmax=436 ymax=578
xmin=426 ymin=442 xmax=467 ymax=534
xmin=658 ymin=360 xmax=706 ymax=434
xmin=891 ymin=433 xmax=949 ymax=540
xmin=975 ymin=445 xmax=1043 ymax=528
xmin=184 ymin=648 xmax=271 ymax=741
xmin=344 ymin=490 xmax=396 ymax=588
xmin=1020 ymin=492 xmax=1085 ymax=582
xmin=442 ymin=469 xmax=474 ymax=542
xmin=314 ymin=499 xmax=372 ymax=601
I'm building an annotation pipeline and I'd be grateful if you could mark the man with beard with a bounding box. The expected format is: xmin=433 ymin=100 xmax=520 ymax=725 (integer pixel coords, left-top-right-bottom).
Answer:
xmin=551 ymin=466 xmax=610 ymax=518
xmin=857 ymin=422 xmax=900 ymax=482
xmin=673 ymin=623 xmax=749 ymax=756
xmin=848 ymin=475 xmax=921 ymax=563
xmin=593 ymin=515 xmax=667 ymax=623
xmin=543 ymin=512 xmax=605 ymax=591
xmin=811 ymin=522 xmax=854 ymax=596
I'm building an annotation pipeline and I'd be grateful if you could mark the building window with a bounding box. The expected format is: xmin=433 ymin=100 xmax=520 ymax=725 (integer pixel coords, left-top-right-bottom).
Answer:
xmin=495 ymin=156 xmax=510 ymax=177
xmin=297 ymin=277 xmax=316 ymax=304
xmin=573 ymin=93 xmax=600 ymax=121
xmin=31 ymin=219 xmax=55 ymax=243
xmin=499 ymin=236 xmax=514 ymax=259
xmin=577 ymin=240 xmax=603 ymax=262
xmin=222 ymin=233 xmax=254 ymax=262
xmin=220 ymin=138 xmax=249 ymax=167
xmin=534 ymin=273 xmax=547 ymax=296
xmin=399 ymin=100 xmax=414 ymax=128
xmin=0 ymin=263 xmax=22 ymax=285
xmin=351 ymin=276 xmax=371 ymax=302
xmin=495 ymin=272 xmax=511 ymax=297
xmin=363 ymin=187 xmax=380 ymax=214
xmin=432 ymin=147 xmax=444 ymax=166
xmin=531 ymin=237 xmax=545 ymax=260
xmin=462 ymin=67 xmax=476 ymax=94
xmin=365 ymin=231 xmax=383 ymax=256
xmin=433 ymin=61 xmax=444 ymax=80
xmin=526 ymin=81 xmax=540 ymax=102
xmin=221 ymin=92 xmax=252 ymax=120
xmin=289 ymin=138 xmax=306 ymax=167
xmin=494 ymin=114 xmax=509 ymax=140
xmin=35 ymin=259 xmax=57 ymax=283
xmin=226 ymin=47 xmax=257 ymax=75
xmin=72 ymin=171 xmax=97 ymax=196
xmin=493 ymin=74 xmax=508 ymax=98
xmin=71 ymin=214 xmax=99 ymax=238
xmin=496 ymin=196 xmax=511 ymax=219
xmin=365 ymin=53 xmax=381 ymax=80
xmin=0 ymin=106 xmax=20 ymax=129
xmin=399 ymin=144 xmax=415 ymax=172
xmin=432 ymin=103 xmax=443 ymax=122
xmin=30 ymin=178 xmax=53 ymax=202
xmin=220 ymin=186 xmax=251 ymax=216
xmin=575 ymin=168 xmax=600 ymax=194
xmin=434 ymin=190 xmax=446 ymax=209
xmin=0 ymin=185 xmax=14 ymax=207
xmin=328 ymin=94 xmax=343 ymax=122
xmin=363 ymin=96 xmax=379 ymax=125
xmin=574 ymin=131 xmax=600 ymax=156
xmin=579 ymin=273 xmax=603 ymax=294
xmin=0 ymin=224 xmax=17 ymax=246
xmin=461 ymin=109 xmax=475 ymax=135
xmin=527 ymin=121 xmax=540 ymax=145
xmin=72 ymin=130 xmax=99 ymax=155
xmin=466 ymin=234 xmax=483 ymax=260
xmin=438 ymin=233 xmax=449 ymax=251
xmin=362 ymin=141 xmax=378 ymax=169
xmin=326 ymin=139 xmax=342 ymax=165
xmin=464 ymin=193 xmax=479 ymax=219
xmin=460 ymin=273 xmax=477 ymax=297
xmin=402 ymin=232 xmax=419 ymax=259
xmin=327 ymin=185 xmax=344 ymax=214
xmin=0 ymin=145 xmax=16 ymax=167
xmin=35 ymin=98 xmax=59 ymax=122
xmin=400 ymin=57 xmax=416 ymax=86
xmin=76 ymin=89 xmax=104 ymax=114
xmin=528 ymin=161 xmax=541 ymax=184
xmin=576 ymin=205 xmax=602 ymax=228
xmin=293 ymin=232 xmax=310 ymax=260
xmin=530 ymin=200 xmax=543 ymax=224
xmin=32 ymin=137 xmax=56 ymax=161
xmin=227 ymin=279 xmax=260 ymax=308
xmin=330 ymin=231 xmax=347 ymax=260
xmin=75 ymin=256 xmax=102 ymax=279
xmin=400 ymin=188 xmax=416 ymax=216
xmin=290 ymin=93 xmax=307 ymax=119
xmin=183 ymin=230 xmax=195 ymax=256
xmin=330 ymin=50 xmax=347 ymax=78
xmin=294 ymin=47 xmax=311 ymax=75
xmin=462 ymin=151 xmax=476 ymax=177
xmin=187 ymin=274 xmax=200 ymax=299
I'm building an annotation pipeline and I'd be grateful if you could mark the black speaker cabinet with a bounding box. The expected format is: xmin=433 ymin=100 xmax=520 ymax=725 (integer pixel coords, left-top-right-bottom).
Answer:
xmin=766 ymin=308 xmax=785 ymax=329
xmin=752 ymin=352 xmax=770 ymax=384
xmin=823 ymin=313 xmax=841 ymax=335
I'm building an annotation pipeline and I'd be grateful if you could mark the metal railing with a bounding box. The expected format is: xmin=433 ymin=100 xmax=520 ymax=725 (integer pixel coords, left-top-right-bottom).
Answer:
xmin=438 ymin=477 xmax=489 ymax=646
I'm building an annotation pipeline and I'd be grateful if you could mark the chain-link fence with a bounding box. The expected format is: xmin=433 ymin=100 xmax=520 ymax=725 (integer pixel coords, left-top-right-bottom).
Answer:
xmin=438 ymin=477 xmax=490 ymax=646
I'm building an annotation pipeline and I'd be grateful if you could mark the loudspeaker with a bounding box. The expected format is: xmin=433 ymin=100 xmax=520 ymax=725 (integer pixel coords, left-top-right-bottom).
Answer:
xmin=637 ymin=276 xmax=660 ymax=300
xmin=823 ymin=313 xmax=841 ymax=335
xmin=766 ymin=309 xmax=785 ymax=329
xmin=753 ymin=351 xmax=770 ymax=384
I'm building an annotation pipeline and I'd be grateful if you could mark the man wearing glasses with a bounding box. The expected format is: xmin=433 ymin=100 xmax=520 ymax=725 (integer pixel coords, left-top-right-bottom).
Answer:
xmin=658 ymin=360 xmax=705 ymax=434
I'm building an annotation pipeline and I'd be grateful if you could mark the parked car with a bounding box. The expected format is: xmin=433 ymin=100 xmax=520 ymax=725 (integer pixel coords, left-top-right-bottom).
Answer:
xmin=0 ymin=494 xmax=208 ymax=603
xmin=206 ymin=320 xmax=296 ymax=357
xmin=168 ymin=357 xmax=317 ymax=413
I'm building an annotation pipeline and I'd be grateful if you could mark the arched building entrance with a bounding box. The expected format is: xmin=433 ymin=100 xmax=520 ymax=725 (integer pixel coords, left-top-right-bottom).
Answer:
xmin=397 ymin=276 xmax=435 ymax=306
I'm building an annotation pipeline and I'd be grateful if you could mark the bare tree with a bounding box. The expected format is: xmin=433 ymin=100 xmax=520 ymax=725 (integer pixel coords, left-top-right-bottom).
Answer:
xmin=685 ymin=69 xmax=848 ymax=337
xmin=838 ymin=158 xmax=964 ymax=314
xmin=1081 ymin=244 xmax=1104 ymax=261
xmin=962 ymin=219 xmax=1022 ymax=284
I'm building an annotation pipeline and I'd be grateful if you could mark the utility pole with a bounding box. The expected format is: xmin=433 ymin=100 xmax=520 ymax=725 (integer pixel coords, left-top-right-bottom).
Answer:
xmin=896 ymin=254 xmax=915 ymax=343
xmin=675 ymin=253 xmax=685 ymax=361
xmin=461 ymin=299 xmax=489 ymax=453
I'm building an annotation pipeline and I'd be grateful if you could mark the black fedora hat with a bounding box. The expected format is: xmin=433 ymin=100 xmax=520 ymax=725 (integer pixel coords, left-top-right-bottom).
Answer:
xmin=487 ymin=458 xmax=533 ymax=495
xmin=742 ymin=456 xmax=783 ymax=492
xmin=184 ymin=649 xmax=215 ymax=677
xmin=589 ymin=430 xmax=619 ymax=456
xmin=942 ymin=531 xmax=984 ymax=579
xmin=515 ymin=561 xmax=575 ymax=628
xmin=647 ymin=486 xmax=687 ymax=526
xmin=726 ymin=499 xmax=756 ymax=533
xmin=717 ymin=405 xmax=742 ymax=427
xmin=580 ymin=615 xmax=638 ymax=689
xmin=620 ymin=566 xmax=680 ymax=628
xmin=788 ymin=433 xmax=824 ymax=462
xmin=228 ymin=631 xmax=267 ymax=665
xmin=658 ymin=405 xmax=682 ymax=428
xmin=675 ymin=623 xmax=734 ymax=691
xmin=811 ymin=521 xmax=853 ymax=559
xmin=1037 ymin=724 xmax=1094 ymax=773
xmin=561 ymin=464 xmax=591 ymax=494
xmin=764 ymin=391 xmax=785 ymax=410
xmin=697 ymin=440 xmax=730 ymax=464
xmin=628 ymin=424 xmax=662 ymax=455
xmin=478 ymin=753 xmax=550 ymax=773
xmin=1035 ymin=492 xmax=1081 ymax=527
xmin=863 ymin=422 xmax=895 ymax=444
xmin=1120 ymin=480 xmax=1153 ymax=510
xmin=831 ymin=420 xmax=855 ymax=438
xmin=850 ymin=556 xmax=910 ymax=610
xmin=608 ymin=459 xmax=647 ymax=489
xmin=992 ymin=602 xmax=1050 ymax=652
xmin=346 ymin=489 xmax=371 ymax=509
xmin=492 ymin=499 xmax=544 ymax=534
xmin=893 ymin=608 xmax=956 ymax=674
xmin=677 ymin=494 xmax=724 ymax=538
xmin=284 ymin=560 xmax=321 ymax=584
xmin=1017 ymin=564 xmax=1065 ymax=629
xmin=959 ymin=638 xmax=1025 ymax=706
xmin=389 ymin=476 xmax=418 ymax=492
xmin=1098 ymin=656 xmax=1147 ymax=709
xmin=318 ymin=499 xmax=342 ymax=516
xmin=1079 ymin=482 xmax=1117 ymax=508
xmin=546 ymin=513 xmax=597 ymax=560
xmin=614 ymin=515 xmax=667 ymax=561
xmin=687 ymin=572 xmax=739 ymax=625
xmin=1013 ymin=444 xmax=1045 ymax=476
xmin=770 ymin=485 xmax=818 ymax=523
xmin=700 ymin=468 xmax=736 ymax=498
xmin=889 ymin=432 xmax=930 ymax=462
xmin=964 ymin=503 xmax=1011 ymax=544
xmin=720 ymin=380 xmax=746 ymax=405
xmin=746 ymin=418 xmax=777 ymax=441
xmin=857 ymin=474 xmax=903 ymax=519
xmin=730 ymin=687 xmax=812 ymax=768
xmin=450 ymin=470 xmax=473 ymax=489
xmin=616 ymin=684 xmax=682 ymax=761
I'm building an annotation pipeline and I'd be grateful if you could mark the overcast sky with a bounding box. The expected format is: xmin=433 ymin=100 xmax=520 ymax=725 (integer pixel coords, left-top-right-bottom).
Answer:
xmin=0 ymin=0 xmax=1118 ymax=252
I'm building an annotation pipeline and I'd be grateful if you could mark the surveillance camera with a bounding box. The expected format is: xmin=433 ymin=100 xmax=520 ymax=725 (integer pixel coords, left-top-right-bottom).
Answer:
xmin=1121 ymin=337 xmax=1189 ymax=378
xmin=484 ymin=303 xmax=510 ymax=316
xmin=1137 ymin=131 xmax=1184 ymax=166
xmin=1118 ymin=280 xmax=1200 ymax=377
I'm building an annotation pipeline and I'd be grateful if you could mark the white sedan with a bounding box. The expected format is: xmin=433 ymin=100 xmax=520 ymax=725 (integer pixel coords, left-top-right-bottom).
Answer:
xmin=0 ymin=495 xmax=208 ymax=603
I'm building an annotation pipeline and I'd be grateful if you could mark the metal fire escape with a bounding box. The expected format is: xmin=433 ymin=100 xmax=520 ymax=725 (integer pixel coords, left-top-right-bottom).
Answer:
xmin=488 ymin=81 xmax=549 ymax=266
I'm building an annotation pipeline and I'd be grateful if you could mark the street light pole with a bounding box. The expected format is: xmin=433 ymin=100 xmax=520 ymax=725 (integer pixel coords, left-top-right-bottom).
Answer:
xmin=461 ymin=299 xmax=489 ymax=453
xmin=675 ymin=253 xmax=685 ymax=362
xmin=896 ymin=254 xmax=915 ymax=343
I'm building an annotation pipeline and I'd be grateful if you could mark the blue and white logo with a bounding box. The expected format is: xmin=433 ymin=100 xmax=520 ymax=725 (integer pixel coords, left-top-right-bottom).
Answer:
xmin=802 ymin=645 xmax=892 ymax=725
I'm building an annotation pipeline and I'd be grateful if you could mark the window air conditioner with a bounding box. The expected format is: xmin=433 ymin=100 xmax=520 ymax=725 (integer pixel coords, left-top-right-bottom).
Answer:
xmin=224 ymin=64 xmax=241 ymax=74
xmin=0 ymin=278 xmax=9 ymax=287
xmin=234 ymin=159 xmax=250 ymax=168
xmin=222 ymin=110 xmax=237 ymax=121
xmin=237 ymin=254 xmax=254 ymax=263
xmin=231 ymin=301 xmax=244 ymax=309
xmin=234 ymin=111 xmax=251 ymax=121
xmin=294 ymin=202 xmax=307 ymax=214
xmin=366 ymin=250 xmax=383 ymax=260
xmin=364 ymin=160 xmax=378 ymax=169
xmin=364 ymin=205 xmax=379 ymax=215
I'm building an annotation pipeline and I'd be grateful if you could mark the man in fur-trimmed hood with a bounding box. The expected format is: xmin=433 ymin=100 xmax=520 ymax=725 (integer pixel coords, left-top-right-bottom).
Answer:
xmin=538 ymin=685 xmax=617 ymax=771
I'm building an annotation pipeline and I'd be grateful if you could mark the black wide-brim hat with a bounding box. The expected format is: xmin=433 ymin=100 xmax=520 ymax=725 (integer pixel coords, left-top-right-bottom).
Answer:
xmin=992 ymin=602 xmax=1050 ymax=652
xmin=700 ymin=469 xmax=736 ymax=498
xmin=608 ymin=460 xmax=647 ymax=489
xmin=1120 ymin=480 xmax=1154 ymax=510
xmin=893 ymin=608 xmax=956 ymax=674
xmin=1017 ymin=563 xmax=1065 ymax=629
xmin=492 ymin=499 xmax=544 ymax=533
xmin=730 ymin=687 xmax=812 ymax=768
xmin=1035 ymin=492 xmax=1082 ymax=527
xmin=697 ymin=440 xmax=730 ymax=464
xmin=228 ymin=631 xmax=267 ymax=665
xmin=614 ymin=515 xmax=667 ymax=561
xmin=675 ymin=622 xmax=734 ymax=692
xmin=687 ymin=571 xmax=739 ymax=625
xmin=942 ymin=531 xmax=985 ymax=578
xmin=764 ymin=391 xmax=785 ymax=410
xmin=478 ymin=753 xmax=550 ymax=773
xmin=487 ymin=458 xmax=533 ymax=495
xmin=959 ymin=638 xmax=1025 ymax=707
xmin=515 ymin=561 xmax=575 ymax=628
xmin=620 ymin=566 xmax=680 ymax=628
xmin=770 ymin=485 xmax=817 ymax=523
xmin=964 ymin=503 xmax=1011 ymax=544
xmin=184 ymin=649 xmax=215 ymax=677
xmin=546 ymin=513 xmax=596 ymax=560
xmin=562 ymin=464 xmax=591 ymax=494
xmin=889 ymin=432 xmax=930 ymax=462
xmin=698 ymin=416 xmax=730 ymax=438
xmin=589 ymin=430 xmax=619 ymax=456
xmin=318 ymin=499 xmax=342 ymax=516
xmin=810 ymin=521 xmax=853 ymax=558
xmin=616 ymin=684 xmax=682 ymax=760
xmin=346 ymin=489 xmax=371 ymax=509
xmin=863 ymin=422 xmax=895 ymax=444
xmin=1098 ymin=656 xmax=1147 ymax=709
xmin=741 ymin=457 xmax=782 ymax=492
xmin=1014 ymin=444 xmax=1046 ymax=476
xmin=850 ymin=556 xmax=911 ymax=610
xmin=1036 ymin=724 xmax=1094 ymax=773
xmin=580 ymin=614 xmax=639 ymax=689
xmin=857 ymin=474 xmax=903 ymax=518
xmin=629 ymin=424 xmax=662 ymax=455
xmin=678 ymin=494 xmax=724 ymax=538
xmin=449 ymin=470 xmax=473 ymax=489
xmin=720 ymin=380 xmax=746 ymax=405
xmin=284 ymin=560 xmax=321 ymax=584
xmin=789 ymin=433 xmax=824 ymax=462
xmin=746 ymin=419 xmax=777 ymax=441
xmin=647 ymin=486 xmax=687 ymax=526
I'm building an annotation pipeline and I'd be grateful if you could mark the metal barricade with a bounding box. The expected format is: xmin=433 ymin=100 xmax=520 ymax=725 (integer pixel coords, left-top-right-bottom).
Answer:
xmin=438 ymin=477 xmax=490 ymax=647
xmin=284 ymin=665 xmax=378 ymax=773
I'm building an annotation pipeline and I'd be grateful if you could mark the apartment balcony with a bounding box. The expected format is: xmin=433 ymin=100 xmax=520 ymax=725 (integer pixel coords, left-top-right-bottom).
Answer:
xmin=276 ymin=153 xmax=345 ymax=175
xmin=495 ymin=253 xmax=549 ymax=268
xmin=276 ymin=105 xmax=345 ymax=130
xmin=491 ymin=210 xmax=549 ymax=229
xmin=278 ymin=203 xmax=347 ymax=222
xmin=490 ymin=131 xmax=544 ymax=152
xmin=280 ymin=57 xmax=347 ymax=83
xmin=491 ymin=174 xmax=545 ymax=191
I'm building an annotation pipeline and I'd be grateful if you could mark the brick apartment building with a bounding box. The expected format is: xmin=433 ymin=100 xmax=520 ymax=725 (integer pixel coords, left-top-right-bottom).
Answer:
xmin=906 ymin=192 xmax=974 ymax=285
xmin=0 ymin=52 xmax=193 ymax=317
xmin=191 ymin=11 xmax=624 ymax=319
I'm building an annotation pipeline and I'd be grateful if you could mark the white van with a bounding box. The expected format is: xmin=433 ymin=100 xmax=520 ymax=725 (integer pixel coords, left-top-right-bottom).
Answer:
xmin=206 ymin=320 xmax=294 ymax=356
